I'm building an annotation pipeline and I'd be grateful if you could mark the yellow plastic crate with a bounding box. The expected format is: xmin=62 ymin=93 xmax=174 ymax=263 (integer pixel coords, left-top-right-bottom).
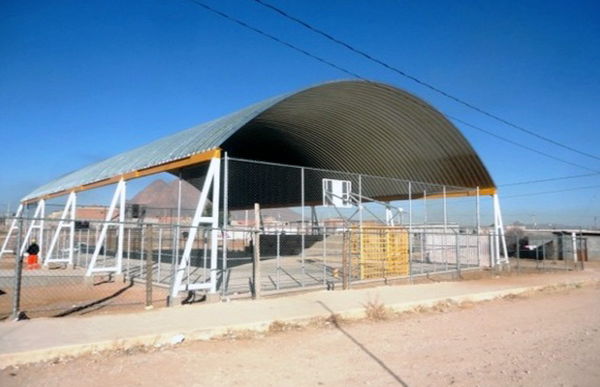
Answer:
xmin=350 ymin=226 xmax=409 ymax=279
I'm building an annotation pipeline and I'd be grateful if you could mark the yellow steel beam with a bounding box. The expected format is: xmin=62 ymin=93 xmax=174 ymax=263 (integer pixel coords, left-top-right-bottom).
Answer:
xmin=23 ymin=149 xmax=221 ymax=204
xmin=424 ymin=187 xmax=497 ymax=199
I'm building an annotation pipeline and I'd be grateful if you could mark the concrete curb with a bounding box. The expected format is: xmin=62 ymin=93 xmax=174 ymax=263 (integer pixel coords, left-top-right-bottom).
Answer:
xmin=0 ymin=278 xmax=595 ymax=368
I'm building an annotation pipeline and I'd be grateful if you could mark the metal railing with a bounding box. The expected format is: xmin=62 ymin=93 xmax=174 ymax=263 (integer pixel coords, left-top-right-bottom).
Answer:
xmin=0 ymin=214 xmax=588 ymax=321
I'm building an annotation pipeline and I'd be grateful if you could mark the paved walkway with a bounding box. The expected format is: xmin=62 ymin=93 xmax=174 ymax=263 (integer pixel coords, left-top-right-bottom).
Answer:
xmin=1 ymin=267 xmax=599 ymax=368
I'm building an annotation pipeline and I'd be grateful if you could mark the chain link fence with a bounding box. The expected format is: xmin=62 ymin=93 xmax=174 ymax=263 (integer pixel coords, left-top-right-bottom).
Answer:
xmin=0 ymin=158 xmax=589 ymax=320
xmin=0 ymin=217 xmax=588 ymax=320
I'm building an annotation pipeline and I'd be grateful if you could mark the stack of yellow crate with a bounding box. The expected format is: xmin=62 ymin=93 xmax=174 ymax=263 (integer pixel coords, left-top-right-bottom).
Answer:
xmin=350 ymin=226 xmax=409 ymax=280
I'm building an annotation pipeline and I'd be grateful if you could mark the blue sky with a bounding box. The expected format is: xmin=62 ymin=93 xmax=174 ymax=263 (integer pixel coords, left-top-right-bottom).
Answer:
xmin=1 ymin=0 xmax=599 ymax=227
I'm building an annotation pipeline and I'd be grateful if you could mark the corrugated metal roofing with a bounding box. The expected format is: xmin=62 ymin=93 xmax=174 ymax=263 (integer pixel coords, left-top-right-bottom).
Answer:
xmin=22 ymin=80 xmax=495 ymax=203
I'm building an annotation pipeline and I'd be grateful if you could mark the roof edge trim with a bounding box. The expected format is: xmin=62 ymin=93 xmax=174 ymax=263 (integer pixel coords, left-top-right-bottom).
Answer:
xmin=22 ymin=149 xmax=221 ymax=204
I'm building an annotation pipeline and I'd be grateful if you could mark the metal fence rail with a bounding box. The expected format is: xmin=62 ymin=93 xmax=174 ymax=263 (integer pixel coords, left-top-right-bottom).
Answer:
xmin=0 ymin=158 xmax=588 ymax=320
xmin=0 ymin=215 xmax=587 ymax=321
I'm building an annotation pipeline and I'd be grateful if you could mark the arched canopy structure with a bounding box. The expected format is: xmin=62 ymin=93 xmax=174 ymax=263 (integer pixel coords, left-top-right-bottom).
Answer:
xmin=22 ymin=80 xmax=495 ymax=205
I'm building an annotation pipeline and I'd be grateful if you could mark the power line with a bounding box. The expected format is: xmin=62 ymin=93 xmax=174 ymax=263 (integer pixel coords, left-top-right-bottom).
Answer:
xmin=503 ymin=184 xmax=600 ymax=199
xmin=181 ymin=0 xmax=599 ymax=189
xmin=447 ymin=115 xmax=600 ymax=173
xmin=182 ymin=0 xmax=364 ymax=80
xmin=252 ymin=0 xmax=600 ymax=163
xmin=499 ymin=172 xmax=600 ymax=187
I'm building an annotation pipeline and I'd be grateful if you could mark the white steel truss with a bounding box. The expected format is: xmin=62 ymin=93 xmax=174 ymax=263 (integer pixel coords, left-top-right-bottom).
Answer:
xmin=86 ymin=179 xmax=126 ymax=276
xmin=20 ymin=200 xmax=46 ymax=259
xmin=492 ymin=193 xmax=509 ymax=266
xmin=44 ymin=192 xmax=77 ymax=267
xmin=171 ymin=157 xmax=220 ymax=297
xmin=0 ymin=204 xmax=24 ymax=259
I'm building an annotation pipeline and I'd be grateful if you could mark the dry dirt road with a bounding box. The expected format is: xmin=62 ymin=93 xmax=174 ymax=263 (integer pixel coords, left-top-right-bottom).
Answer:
xmin=2 ymin=285 xmax=599 ymax=387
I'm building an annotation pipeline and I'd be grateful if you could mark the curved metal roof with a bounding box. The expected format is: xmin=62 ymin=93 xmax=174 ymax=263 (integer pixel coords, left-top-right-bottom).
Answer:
xmin=23 ymin=80 xmax=495 ymax=203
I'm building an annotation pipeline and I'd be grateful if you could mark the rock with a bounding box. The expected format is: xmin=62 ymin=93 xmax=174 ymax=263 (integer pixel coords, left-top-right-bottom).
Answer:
xmin=170 ymin=334 xmax=185 ymax=345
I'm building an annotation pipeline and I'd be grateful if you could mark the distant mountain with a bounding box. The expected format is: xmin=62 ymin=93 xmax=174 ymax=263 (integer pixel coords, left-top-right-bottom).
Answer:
xmin=130 ymin=179 xmax=301 ymax=222
xmin=129 ymin=179 xmax=202 ymax=212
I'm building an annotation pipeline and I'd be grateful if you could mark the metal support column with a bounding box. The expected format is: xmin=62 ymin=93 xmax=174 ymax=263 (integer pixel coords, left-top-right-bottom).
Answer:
xmin=170 ymin=156 xmax=221 ymax=298
xmin=45 ymin=191 xmax=77 ymax=267
xmin=408 ymin=182 xmax=413 ymax=281
xmin=222 ymin=152 xmax=229 ymax=295
xmin=301 ymin=167 xmax=305 ymax=287
xmin=492 ymin=193 xmax=509 ymax=266
xmin=476 ymin=187 xmax=481 ymax=266
xmin=423 ymin=191 xmax=427 ymax=226
xmin=19 ymin=200 xmax=45 ymax=259
xmin=0 ymin=204 xmax=23 ymax=259
xmin=86 ymin=179 xmax=126 ymax=276
xmin=443 ymin=186 xmax=447 ymax=271
xmin=11 ymin=214 xmax=24 ymax=320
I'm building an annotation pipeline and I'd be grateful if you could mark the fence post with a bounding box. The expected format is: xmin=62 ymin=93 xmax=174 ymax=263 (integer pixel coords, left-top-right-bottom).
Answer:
xmin=408 ymin=182 xmax=413 ymax=282
xmin=301 ymin=167 xmax=305 ymax=287
xmin=252 ymin=203 xmax=261 ymax=300
xmin=476 ymin=187 xmax=480 ymax=266
xmin=456 ymin=232 xmax=461 ymax=277
xmin=276 ymin=230 xmax=281 ymax=290
xmin=222 ymin=152 xmax=229 ymax=297
xmin=542 ymin=235 xmax=546 ymax=271
xmin=579 ymin=228 xmax=584 ymax=270
xmin=12 ymin=214 xmax=24 ymax=320
xmin=342 ymin=231 xmax=349 ymax=290
xmin=516 ymin=234 xmax=520 ymax=275
xmin=145 ymin=224 xmax=153 ymax=309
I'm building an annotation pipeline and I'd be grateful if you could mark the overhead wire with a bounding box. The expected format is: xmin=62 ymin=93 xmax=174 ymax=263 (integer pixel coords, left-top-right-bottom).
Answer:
xmin=498 ymin=172 xmax=599 ymax=188
xmin=182 ymin=0 xmax=365 ymax=80
xmin=180 ymin=0 xmax=600 ymax=192
xmin=446 ymin=115 xmax=600 ymax=174
xmin=251 ymin=0 xmax=600 ymax=163
xmin=503 ymin=184 xmax=600 ymax=199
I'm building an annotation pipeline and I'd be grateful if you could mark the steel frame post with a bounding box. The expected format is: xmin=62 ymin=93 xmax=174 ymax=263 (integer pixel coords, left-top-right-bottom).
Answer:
xmin=173 ymin=173 xmax=182 ymax=290
xmin=443 ymin=186 xmax=447 ymax=270
xmin=443 ymin=186 xmax=447 ymax=232
xmin=492 ymin=193 xmax=509 ymax=266
xmin=301 ymin=167 xmax=305 ymax=287
xmin=86 ymin=179 xmax=126 ymax=276
xmin=0 ymin=204 xmax=23 ymax=259
xmin=222 ymin=152 xmax=229 ymax=296
xmin=170 ymin=157 xmax=220 ymax=298
xmin=276 ymin=230 xmax=281 ymax=290
xmin=408 ymin=182 xmax=413 ymax=281
xmin=358 ymin=175 xmax=363 ymax=230
xmin=423 ymin=190 xmax=427 ymax=226
xmin=44 ymin=192 xmax=77 ymax=267
xmin=385 ymin=202 xmax=393 ymax=226
xmin=476 ymin=187 xmax=481 ymax=266
xmin=19 ymin=200 xmax=45 ymax=259
xmin=11 ymin=214 xmax=24 ymax=320
xmin=252 ymin=203 xmax=261 ymax=299
xmin=209 ymin=156 xmax=221 ymax=293
xmin=322 ymin=225 xmax=327 ymax=285
xmin=356 ymin=174 xmax=363 ymax=289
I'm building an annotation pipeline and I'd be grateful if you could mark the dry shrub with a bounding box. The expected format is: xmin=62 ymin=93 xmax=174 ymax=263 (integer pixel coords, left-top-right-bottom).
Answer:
xmin=502 ymin=292 xmax=529 ymax=301
xmin=216 ymin=329 xmax=265 ymax=341
xmin=430 ymin=299 xmax=458 ymax=313
xmin=309 ymin=313 xmax=347 ymax=328
xmin=269 ymin=320 xmax=301 ymax=333
xmin=364 ymin=298 xmax=390 ymax=320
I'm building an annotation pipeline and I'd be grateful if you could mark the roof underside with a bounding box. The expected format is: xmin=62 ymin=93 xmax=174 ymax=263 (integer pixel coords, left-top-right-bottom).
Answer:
xmin=23 ymin=80 xmax=495 ymax=204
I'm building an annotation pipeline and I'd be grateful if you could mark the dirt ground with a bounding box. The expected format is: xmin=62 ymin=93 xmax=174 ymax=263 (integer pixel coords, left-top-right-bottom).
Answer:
xmin=2 ymin=283 xmax=599 ymax=387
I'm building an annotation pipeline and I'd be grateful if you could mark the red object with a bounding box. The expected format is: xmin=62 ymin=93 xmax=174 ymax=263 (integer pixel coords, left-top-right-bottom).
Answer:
xmin=26 ymin=254 xmax=41 ymax=270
